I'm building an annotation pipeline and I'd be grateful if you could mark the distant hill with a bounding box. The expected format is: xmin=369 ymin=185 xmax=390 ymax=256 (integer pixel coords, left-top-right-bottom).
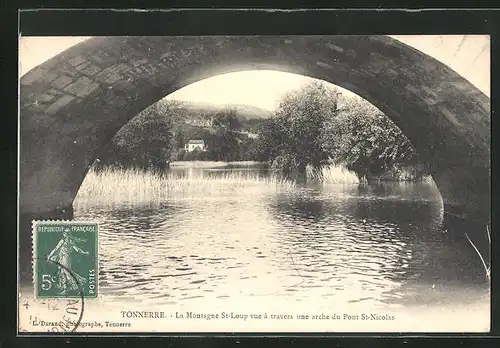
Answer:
xmin=173 ymin=100 xmax=274 ymax=123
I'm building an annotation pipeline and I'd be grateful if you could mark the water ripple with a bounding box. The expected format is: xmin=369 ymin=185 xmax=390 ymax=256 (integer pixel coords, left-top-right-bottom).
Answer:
xmin=74 ymin=178 xmax=489 ymax=307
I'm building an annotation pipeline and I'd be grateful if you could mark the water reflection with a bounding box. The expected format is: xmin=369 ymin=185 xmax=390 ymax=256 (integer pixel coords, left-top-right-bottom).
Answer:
xmin=262 ymin=181 xmax=488 ymax=306
xmin=19 ymin=165 xmax=490 ymax=310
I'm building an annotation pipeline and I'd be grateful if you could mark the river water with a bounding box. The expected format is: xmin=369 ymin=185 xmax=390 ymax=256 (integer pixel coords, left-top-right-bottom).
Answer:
xmin=20 ymin=165 xmax=490 ymax=332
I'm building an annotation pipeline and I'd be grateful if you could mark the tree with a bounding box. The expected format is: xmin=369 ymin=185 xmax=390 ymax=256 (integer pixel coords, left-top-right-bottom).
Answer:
xmin=321 ymin=95 xmax=419 ymax=179
xmin=97 ymin=100 xmax=184 ymax=171
xmin=252 ymin=118 xmax=284 ymax=162
xmin=238 ymin=136 xmax=257 ymax=161
xmin=211 ymin=108 xmax=242 ymax=161
xmin=254 ymin=81 xmax=340 ymax=179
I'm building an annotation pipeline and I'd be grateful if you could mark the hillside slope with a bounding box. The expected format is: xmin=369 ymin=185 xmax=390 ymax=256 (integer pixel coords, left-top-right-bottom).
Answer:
xmin=174 ymin=100 xmax=274 ymax=123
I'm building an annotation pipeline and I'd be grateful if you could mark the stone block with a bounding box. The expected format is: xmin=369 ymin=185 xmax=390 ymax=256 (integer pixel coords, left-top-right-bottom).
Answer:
xmin=404 ymin=83 xmax=420 ymax=96
xmin=316 ymin=61 xmax=333 ymax=69
xmin=39 ymin=71 xmax=59 ymax=83
xmin=75 ymin=61 xmax=103 ymax=76
xmin=51 ymin=75 xmax=73 ymax=89
xmin=20 ymin=68 xmax=48 ymax=86
xmin=36 ymin=94 xmax=55 ymax=103
xmin=28 ymin=103 xmax=48 ymax=113
xmin=44 ymin=94 xmax=75 ymax=115
xmin=438 ymin=104 xmax=463 ymax=128
xmin=325 ymin=43 xmax=345 ymax=53
xmin=64 ymin=76 xmax=101 ymax=98
xmin=95 ymin=64 xmax=133 ymax=85
xmin=47 ymin=88 xmax=63 ymax=97
xmin=68 ymin=55 xmax=87 ymax=67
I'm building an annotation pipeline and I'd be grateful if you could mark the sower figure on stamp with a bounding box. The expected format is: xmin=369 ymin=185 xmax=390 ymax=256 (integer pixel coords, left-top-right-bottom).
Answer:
xmin=47 ymin=228 xmax=89 ymax=295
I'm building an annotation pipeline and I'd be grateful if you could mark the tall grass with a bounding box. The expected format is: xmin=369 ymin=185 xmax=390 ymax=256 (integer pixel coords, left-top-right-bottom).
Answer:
xmin=75 ymin=167 xmax=296 ymax=203
xmin=76 ymin=163 xmax=362 ymax=205
xmin=307 ymin=164 xmax=360 ymax=184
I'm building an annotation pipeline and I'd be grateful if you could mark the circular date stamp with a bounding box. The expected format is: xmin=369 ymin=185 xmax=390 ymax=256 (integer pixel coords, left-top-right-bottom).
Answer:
xmin=29 ymin=259 xmax=85 ymax=333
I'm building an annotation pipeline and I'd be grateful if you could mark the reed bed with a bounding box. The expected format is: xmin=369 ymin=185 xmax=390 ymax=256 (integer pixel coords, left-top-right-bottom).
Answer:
xmin=75 ymin=167 xmax=296 ymax=203
xmin=75 ymin=163 xmax=363 ymax=205
xmin=307 ymin=164 xmax=360 ymax=184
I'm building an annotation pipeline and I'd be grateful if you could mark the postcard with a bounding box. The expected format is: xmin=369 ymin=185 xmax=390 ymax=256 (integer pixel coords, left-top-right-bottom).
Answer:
xmin=18 ymin=34 xmax=491 ymax=333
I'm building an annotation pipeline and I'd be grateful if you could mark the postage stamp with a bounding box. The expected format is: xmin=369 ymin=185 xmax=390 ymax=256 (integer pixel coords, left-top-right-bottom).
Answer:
xmin=32 ymin=221 xmax=99 ymax=299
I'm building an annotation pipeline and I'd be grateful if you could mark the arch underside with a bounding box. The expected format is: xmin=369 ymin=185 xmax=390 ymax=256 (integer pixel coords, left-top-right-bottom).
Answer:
xmin=19 ymin=35 xmax=491 ymax=225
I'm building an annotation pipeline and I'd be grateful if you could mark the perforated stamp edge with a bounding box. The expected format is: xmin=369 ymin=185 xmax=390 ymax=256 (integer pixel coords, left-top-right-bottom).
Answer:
xmin=31 ymin=220 xmax=100 ymax=299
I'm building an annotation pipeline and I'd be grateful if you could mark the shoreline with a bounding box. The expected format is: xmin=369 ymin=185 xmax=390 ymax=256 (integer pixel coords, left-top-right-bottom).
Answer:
xmin=169 ymin=160 xmax=264 ymax=168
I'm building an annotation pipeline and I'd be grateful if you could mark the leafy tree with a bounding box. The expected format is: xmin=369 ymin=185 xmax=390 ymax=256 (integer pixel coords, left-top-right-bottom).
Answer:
xmin=238 ymin=136 xmax=257 ymax=161
xmin=321 ymin=95 xmax=419 ymax=179
xmin=211 ymin=108 xmax=242 ymax=161
xmin=252 ymin=118 xmax=284 ymax=162
xmin=245 ymin=119 xmax=266 ymax=134
xmin=254 ymin=81 xmax=340 ymax=179
xmin=97 ymin=100 xmax=184 ymax=171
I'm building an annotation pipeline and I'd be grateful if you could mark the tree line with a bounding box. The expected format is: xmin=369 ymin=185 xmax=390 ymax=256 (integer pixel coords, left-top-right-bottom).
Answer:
xmin=95 ymin=81 xmax=428 ymax=181
xmin=95 ymin=101 xmax=260 ymax=171
xmin=253 ymin=81 xmax=427 ymax=181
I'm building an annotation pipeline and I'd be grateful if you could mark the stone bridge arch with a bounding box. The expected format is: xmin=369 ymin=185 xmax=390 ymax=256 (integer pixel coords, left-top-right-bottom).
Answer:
xmin=19 ymin=35 xmax=490 ymax=226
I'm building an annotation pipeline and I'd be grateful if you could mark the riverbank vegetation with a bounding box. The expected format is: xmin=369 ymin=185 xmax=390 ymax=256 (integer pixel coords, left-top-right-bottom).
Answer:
xmin=76 ymin=167 xmax=297 ymax=203
xmin=252 ymin=81 xmax=428 ymax=182
xmin=94 ymin=81 xmax=429 ymax=183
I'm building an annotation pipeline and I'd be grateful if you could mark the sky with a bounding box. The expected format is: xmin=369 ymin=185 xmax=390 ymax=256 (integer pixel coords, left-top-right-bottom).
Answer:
xmin=19 ymin=35 xmax=490 ymax=111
